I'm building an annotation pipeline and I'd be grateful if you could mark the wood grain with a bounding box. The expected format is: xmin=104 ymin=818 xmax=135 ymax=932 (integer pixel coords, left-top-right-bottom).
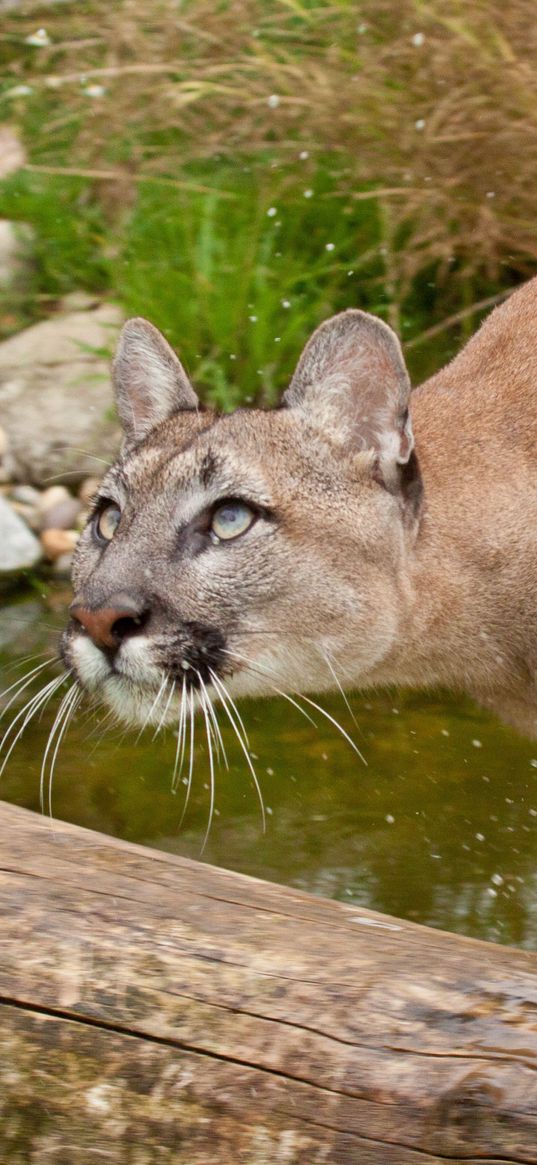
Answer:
xmin=1 ymin=798 xmax=536 ymax=1163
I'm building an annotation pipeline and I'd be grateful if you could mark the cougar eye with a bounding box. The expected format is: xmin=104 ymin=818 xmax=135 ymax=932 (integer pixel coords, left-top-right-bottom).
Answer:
xmin=210 ymin=500 xmax=255 ymax=542
xmin=94 ymin=502 xmax=122 ymax=543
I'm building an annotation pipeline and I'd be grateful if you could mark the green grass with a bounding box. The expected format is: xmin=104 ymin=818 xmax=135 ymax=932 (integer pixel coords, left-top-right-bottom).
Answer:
xmin=0 ymin=162 xmax=391 ymax=404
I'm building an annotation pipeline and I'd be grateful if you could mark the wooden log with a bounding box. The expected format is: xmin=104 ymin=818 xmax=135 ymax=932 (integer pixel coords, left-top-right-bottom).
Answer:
xmin=0 ymin=799 xmax=536 ymax=1164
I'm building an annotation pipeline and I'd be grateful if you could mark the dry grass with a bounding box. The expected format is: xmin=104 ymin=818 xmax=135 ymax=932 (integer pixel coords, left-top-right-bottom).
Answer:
xmin=3 ymin=0 xmax=537 ymax=302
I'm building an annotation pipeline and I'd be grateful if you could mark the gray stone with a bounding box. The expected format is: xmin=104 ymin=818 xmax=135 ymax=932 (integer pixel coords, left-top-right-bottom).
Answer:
xmin=0 ymin=495 xmax=42 ymax=574
xmin=0 ymin=302 xmax=123 ymax=486
xmin=41 ymin=496 xmax=82 ymax=531
xmin=9 ymin=484 xmax=41 ymax=506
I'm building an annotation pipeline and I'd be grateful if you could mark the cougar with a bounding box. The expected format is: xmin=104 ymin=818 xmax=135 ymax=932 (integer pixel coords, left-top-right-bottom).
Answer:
xmin=60 ymin=277 xmax=537 ymax=740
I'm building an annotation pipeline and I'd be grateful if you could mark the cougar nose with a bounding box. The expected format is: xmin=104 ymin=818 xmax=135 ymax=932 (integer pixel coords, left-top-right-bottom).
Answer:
xmin=70 ymin=595 xmax=149 ymax=652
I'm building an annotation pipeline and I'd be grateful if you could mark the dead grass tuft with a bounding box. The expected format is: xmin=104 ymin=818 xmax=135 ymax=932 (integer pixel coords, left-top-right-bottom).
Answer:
xmin=2 ymin=0 xmax=537 ymax=325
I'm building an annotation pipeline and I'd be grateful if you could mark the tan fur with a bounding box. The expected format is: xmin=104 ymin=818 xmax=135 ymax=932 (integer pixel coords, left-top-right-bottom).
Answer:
xmin=62 ymin=280 xmax=537 ymax=737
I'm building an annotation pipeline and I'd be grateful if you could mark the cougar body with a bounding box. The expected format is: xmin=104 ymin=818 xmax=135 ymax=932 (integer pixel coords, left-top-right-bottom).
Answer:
xmin=61 ymin=277 xmax=537 ymax=737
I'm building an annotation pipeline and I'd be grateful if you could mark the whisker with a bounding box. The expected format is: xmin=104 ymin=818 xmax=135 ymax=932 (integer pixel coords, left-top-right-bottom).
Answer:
xmin=319 ymin=647 xmax=360 ymax=731
xmin=224 ymin=649 xmax=317 ymax=728
xmin=179 ymin=687 xmax=196 ymax=825
xmin=203 ymin=681 xmax=229 ymax=771
xmin=199 ymin=678 xmax=216 ymax=854
xmin=0 ymin=650 xmax=50 ymax=680
xmin=152 ymin=679 xmax=176 ymax=741
xmin=298 ymin=692 xmax=367 ymax=767
xmin=135 ymin=675 xmax=168 ymax=742
xmin=209 ymin=669 xmax=266 ymax=833
xmin=56 ymin=445 xmax=112 ymax=466
xmin=39 ymin=681 xmax=78 ymax=813
xmin=0 ymin=674 xmax=66 ymax=778
xmin=225 ymin=647 xmax=366 ymax=763
xmin=198 ymin=675 xmax=223 ymax=766
xmin=0 ymin=657 xmax=56 ymax=719
xmin=171 ymin=679 xmax=187 ymax=793
xmin=46 ymin=684 xmax=82 ymax=819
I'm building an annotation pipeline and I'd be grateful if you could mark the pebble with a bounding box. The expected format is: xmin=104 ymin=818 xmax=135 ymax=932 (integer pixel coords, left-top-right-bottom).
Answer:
xmin=10 ymin=483 xmax=41 ymax=507
xmin=9 ymin=500 xmax=41 ymax=532
xmin=37 ymin=485 xmax=70 ymax=515
xmin=0 ymin=495 xmax=42 ymax=573
xmin=41 ymin=495 xmax=82 ymax=531
xmin=40 ymin=527 xmax=79 ymax=561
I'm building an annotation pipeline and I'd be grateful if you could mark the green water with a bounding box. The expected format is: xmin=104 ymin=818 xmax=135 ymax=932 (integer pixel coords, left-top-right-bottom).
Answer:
xmin=2 ymin=588 xmax=537 ymax=949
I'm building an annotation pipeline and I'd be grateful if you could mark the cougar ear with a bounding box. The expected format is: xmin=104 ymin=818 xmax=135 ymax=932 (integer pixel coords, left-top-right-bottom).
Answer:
xmin=113 ymin=318 xmax=199 ymax=445
xmin=283 ymin=310 xmax=415 ymax=488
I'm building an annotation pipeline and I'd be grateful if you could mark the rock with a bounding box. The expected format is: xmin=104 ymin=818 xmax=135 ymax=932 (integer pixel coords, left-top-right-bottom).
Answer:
xmin=0 ymin=495 xmax=42 ymax=574
xmin=40 ymin=527 xmax=79 ymax=561
xmin=9 ymin=500 xmax=41 ymax=532
xmin=58 ymin=291 xmax=101 ymax=312
xmin=41 ymin=496 xmax=82 ymax=531
xmin=10 ymin=483 xmax=41 ymax=506
xmin=0 ymin=302 xmax=123 ymax=486
xmin=37 ymin=485 xmax=70 ymax=514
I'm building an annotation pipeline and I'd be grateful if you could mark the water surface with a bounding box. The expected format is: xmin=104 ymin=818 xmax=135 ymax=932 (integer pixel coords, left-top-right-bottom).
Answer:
xmin=2 ymin=588 xmax=537 ymax=949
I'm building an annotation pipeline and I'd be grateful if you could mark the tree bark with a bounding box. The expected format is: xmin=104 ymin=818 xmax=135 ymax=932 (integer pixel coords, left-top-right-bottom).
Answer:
xmin=1 ymin=798 xmax=536 ymax=1164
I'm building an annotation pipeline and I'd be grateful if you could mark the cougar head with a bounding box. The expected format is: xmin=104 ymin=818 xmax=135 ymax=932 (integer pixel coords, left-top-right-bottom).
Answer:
xmin=60 ymin=311 xmax=423 ymax=726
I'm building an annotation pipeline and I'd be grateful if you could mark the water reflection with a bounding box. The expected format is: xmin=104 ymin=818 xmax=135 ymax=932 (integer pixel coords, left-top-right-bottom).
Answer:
xmin=2 ymin=589 xmax=537 ymax=948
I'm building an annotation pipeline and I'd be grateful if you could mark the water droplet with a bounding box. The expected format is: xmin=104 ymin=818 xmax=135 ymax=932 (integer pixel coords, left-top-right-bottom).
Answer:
xmin=25 ymin=27 xmax=51 ymax=46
